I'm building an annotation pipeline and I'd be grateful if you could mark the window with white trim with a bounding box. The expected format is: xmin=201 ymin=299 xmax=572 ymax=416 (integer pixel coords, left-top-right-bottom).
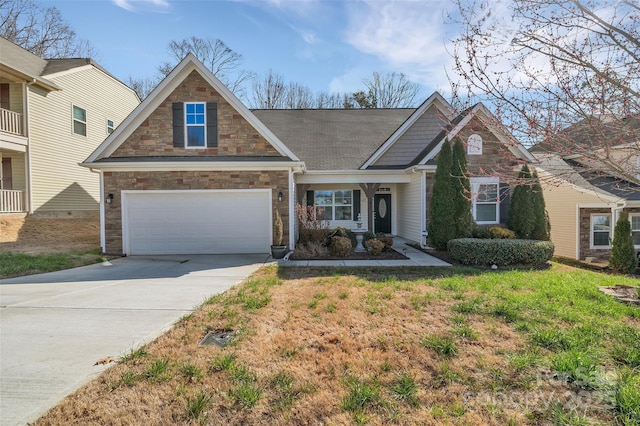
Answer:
xmin=72 ymin=105 xmax=86 ymax=136
xmin=630 ymin=214 xmax=640 ymax=248
xmin=471 ymin=177 xmax=499 ymax=224
xmin=590 ymin=214 xmax=611 ymax=248
xmin=467 ymin=134 xmax=482 ymax=155
xmin=107 ymin=119 xmax=114 ymax=134
xmin=314 ymin=190 xmax=352 ymax=221
xmin=185 ymin=102 xmax=206 ymax=148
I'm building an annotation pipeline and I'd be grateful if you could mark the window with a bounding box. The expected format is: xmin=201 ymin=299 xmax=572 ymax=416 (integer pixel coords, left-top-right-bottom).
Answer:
xmin=591 ymin=214 xmax=611 ymax=248
xmin=107 ymin=119 xmax=114 ymax=134
xmin=72 ymin=105 xmax=86 ymax=136
xmin=314 ymin=190 xmax=352 ymax=221
xmin=185 ymin=102 xmax=206 ymax=148
xmin=467 ymin=134 xmax=482 ymax=155
xmin=631 ymin=214 xmax=640 ymax=248
xmin=471 ymin=178 xmax=499 ymax=224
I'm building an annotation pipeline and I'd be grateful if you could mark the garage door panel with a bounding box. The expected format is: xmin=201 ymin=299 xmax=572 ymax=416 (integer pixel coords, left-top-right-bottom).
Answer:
xmin=124 ymin=191 xmax=271 ymax=255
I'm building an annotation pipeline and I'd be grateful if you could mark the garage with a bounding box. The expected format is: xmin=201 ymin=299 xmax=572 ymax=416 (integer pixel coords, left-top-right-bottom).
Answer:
xmin=122 ymin=190 xmax=272 ymax=255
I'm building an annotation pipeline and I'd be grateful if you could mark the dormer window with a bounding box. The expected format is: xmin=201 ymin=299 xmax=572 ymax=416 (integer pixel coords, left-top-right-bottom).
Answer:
xmin=467 ymin=134 xmax=482 ymax=155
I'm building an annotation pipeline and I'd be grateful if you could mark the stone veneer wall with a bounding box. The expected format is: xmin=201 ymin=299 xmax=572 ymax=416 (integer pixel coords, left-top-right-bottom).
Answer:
xmin=579 ymin=207 xmax=640 ymax=260
xmin=111 ymin=70 xmax=281 ymax=158
xmin=103 ymin=170 xmax=289 ymax=254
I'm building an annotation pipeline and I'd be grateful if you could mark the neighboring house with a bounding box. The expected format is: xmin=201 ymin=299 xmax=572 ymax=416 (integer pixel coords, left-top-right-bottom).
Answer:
xmin=82 ymin=54 xmax=534 ymax=256
xmin=0 ymin=37 xmax=139 ymax=216
xmin=533 ymin=117 xmax=640 ymax=261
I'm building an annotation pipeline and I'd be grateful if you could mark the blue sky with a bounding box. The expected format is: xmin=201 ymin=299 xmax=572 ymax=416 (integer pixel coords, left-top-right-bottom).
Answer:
xmin=43 ymin=0 xmax=458 ymax=102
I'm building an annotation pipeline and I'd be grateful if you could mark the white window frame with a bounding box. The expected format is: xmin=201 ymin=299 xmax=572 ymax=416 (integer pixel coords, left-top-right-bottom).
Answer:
xmin=471 ymin=177 xmax=499 ymax=225
xmin=467 ymin=134 xmax=483 ymax=155
xmin=72 ymin=104 xmax=86 ymax=136
xmin=314 ymin=190 xmax=353 ymax=221
xmin=184 ymin=102 xmax=207 ymax=149
xmin=630 ymin=213 xmax=640 ymax=249
xmin=107 ymin=119 xmax=114 ymax=134
xmin=590 ymin=213 xmax=612 ymax=249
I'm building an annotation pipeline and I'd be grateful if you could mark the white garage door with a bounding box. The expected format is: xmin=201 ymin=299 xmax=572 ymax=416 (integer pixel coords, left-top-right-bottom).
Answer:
xmin=123 ymin=190 xmax=271 ymax=255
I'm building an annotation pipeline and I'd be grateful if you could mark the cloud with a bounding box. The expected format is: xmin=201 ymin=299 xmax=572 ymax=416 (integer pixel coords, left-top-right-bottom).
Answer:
xmin=112 ymin=0 xmax=171 ymax=12
xmin=345 ymin=0 xmax=456 ymax=92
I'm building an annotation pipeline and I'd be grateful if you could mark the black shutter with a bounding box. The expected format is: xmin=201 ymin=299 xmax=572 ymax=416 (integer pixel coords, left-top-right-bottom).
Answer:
xmin=306 ymin=190 xmax=314 ymax=207
xmin=206 ymin=102 xmax=218 ymax=148
xmin=499 ymin=182 xmax=510 ymax=225
xmin=352 ymin=190 xmax=361 ymax=220
xmin=172 ymin=102 xmax=184 ymax=147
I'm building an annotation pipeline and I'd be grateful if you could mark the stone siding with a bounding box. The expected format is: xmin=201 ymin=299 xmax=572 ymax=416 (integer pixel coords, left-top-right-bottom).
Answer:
xmin=103 ymin=170 xmax=289 ymax=254
xmin=111 ymin=70 xmax=281 ymax=158
xmin=579 ymin=207 xmax=640 ymax=260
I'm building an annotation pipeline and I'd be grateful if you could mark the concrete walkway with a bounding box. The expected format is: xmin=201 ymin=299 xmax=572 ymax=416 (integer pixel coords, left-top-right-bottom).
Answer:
xmin=0 ymin=254 xmax=268 ymax=426
xmin=278 ymin=237 xmax=451 ymax=267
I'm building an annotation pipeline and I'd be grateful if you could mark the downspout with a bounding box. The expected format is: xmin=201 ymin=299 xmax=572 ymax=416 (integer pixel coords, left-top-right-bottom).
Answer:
xmin=24 ymin=79 xmax=36 ymax=213
xmin=92 ymin=168 xmax=106 ymax=253
xmin=421 ymin=170 xmax=427 ymax=248
xmin=288 ymin=168 xmax=295 ymax=249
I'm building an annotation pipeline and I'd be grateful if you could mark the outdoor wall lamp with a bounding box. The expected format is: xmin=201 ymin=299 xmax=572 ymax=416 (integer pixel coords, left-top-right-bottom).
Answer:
xmin=106 ymin=193 xmax=114 ymax=204
xmin=277 ymin=191 xmax=283 ymax=202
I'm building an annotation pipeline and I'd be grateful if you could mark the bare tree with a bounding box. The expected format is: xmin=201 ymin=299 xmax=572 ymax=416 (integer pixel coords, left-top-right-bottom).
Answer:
xmin=158 ymin=36 xmax=255 ymax=98
xmin=449 ymin=0 xmax=640 ymax=183
xmin=284 ymin=82 xmax=315 ymax=109
xmin=251 ymin=70 xmax=287 ymax=109
xmin=359 ymin=71 xmax=420 ymax=108
xmin=0 ymin=0 xmax=95 ymax=58
xmin=125 ymin=76 xmax=155 ymax=100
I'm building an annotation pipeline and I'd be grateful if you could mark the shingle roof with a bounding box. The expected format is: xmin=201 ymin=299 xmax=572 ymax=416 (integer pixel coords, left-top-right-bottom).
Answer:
xmin=252 ymin=109 xmax=414 ymax=170
xmin=0 ymin=37 xmax=54 ymax=87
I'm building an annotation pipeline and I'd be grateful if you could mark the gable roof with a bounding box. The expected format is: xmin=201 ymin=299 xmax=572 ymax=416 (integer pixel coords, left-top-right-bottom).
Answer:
xmin=0 ymin=37 xmax=59 ymax=91
xmin=85 ymin=54 xmax=300 ymax=164
xmin=252 ymin=109 xmax=413 ymax=170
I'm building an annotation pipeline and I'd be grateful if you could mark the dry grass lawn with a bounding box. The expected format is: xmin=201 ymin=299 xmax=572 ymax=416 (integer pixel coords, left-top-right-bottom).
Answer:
xmin=34 ymin=265 xmax=640 ymax=425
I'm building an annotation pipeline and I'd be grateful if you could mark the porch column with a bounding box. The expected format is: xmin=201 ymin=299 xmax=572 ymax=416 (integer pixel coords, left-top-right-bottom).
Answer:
xmin=359 ymin=183 xmax=380 ymax=233
xmin=296 ymin=184 xmax=310 ymax=205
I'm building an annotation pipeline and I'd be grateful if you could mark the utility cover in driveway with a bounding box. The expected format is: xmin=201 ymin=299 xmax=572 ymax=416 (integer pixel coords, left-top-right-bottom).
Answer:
xmin=123 ymin=190 xmax=271 ymax=255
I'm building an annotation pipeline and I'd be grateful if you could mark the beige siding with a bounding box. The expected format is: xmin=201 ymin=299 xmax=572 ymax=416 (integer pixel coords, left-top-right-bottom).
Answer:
xmin=396 ymin=173 xmax=422 ymax=242
xmin=539 ymin=175 xmax=610 ymax=259
xmin=8 ymin=83 xmax=24 ymax=115
xmin=28 ymin=66 xmax=138 ymax=212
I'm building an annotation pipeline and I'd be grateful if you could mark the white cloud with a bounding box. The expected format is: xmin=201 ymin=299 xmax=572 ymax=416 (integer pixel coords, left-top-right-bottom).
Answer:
xmin=345 ymin=0 xmax=456 ymax=91
xmin=112 ymin=0 xmax=171 ymax=12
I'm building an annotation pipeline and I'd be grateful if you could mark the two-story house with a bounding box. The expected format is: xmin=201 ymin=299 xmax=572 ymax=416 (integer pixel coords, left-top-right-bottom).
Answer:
xmin=0 ymin=37 xmax=139 ymax=216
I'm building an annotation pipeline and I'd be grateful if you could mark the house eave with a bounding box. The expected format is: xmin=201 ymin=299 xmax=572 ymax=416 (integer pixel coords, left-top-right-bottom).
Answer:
xmin=296 ymin=169 xmax=412 ymax=184
xmin=80 ymin=160 xmax=306 ymax=173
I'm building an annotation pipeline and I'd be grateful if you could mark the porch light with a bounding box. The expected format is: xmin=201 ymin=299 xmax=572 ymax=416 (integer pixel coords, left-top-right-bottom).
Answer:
xmin=277 ymin=191 xmax=283 ymax=202
xmin=106 ymin=193 xmax=114 ymax=204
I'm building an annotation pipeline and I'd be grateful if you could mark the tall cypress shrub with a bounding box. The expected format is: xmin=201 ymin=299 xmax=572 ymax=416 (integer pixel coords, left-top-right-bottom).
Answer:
xmin=508 ymin=164 xmax=535 ymax=239
xmin=451 ymin=138 xmax=473 ymax=238
xmin=531 ymin=171 xmax=550 ymax=241
xmin=428 ymin=139 xmax=456 ymax=250
xmin=609 ymin=211 xmax=638 ymax=274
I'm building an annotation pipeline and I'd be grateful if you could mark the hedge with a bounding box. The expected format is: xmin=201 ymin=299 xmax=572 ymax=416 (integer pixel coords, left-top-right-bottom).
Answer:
xmin=447 ymin=238 xmax=555 ymax=266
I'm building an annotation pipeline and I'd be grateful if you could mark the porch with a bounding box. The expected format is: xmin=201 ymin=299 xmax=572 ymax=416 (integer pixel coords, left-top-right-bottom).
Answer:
xmin=1 ymin=189 xmax=25 ymax=213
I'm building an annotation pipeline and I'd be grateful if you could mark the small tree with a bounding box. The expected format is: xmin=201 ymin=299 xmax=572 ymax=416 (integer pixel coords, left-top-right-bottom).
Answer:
xmin=508 ymin=164 xmax=535 ymax=239
xmin=451 ymin=138 xmax=473 ymax=238
xmin=428 ymin=139 xmax=456 ymax=250
xmin=531 ymin=171 xmax=550 ymax=241
xmin=609 ymin=211 xmax=638 ymax=274
xmin=273 ymin=210 xmax=283 ymax=246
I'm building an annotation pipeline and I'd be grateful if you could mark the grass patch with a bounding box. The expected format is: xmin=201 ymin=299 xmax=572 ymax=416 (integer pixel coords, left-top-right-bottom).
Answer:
xmin=389 ymin=372 xmax=419 ymax=407
xmin=0 ymin=251 xmax=105 ymax=279
xmin=421 ymin=333 xmax=457 ymax=358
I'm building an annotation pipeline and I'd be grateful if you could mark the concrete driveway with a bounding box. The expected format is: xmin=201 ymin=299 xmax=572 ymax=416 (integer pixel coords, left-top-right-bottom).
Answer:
xmin=0 ymin=254 xmax=268 ymax=426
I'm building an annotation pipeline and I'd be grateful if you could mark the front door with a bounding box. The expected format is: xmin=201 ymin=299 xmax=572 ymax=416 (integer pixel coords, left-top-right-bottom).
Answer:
xmin=374 ymin=194 xmax=391 ymax=234
xmin=1 ymin=158 xmax=12 ymax=190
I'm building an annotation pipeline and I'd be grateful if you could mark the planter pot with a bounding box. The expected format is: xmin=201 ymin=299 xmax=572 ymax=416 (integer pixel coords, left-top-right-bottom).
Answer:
xmin=271 ymin=245 xmax=288 ymax=259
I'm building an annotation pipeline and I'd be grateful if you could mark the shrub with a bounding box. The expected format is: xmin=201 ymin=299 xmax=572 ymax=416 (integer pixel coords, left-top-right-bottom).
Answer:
xmin=451 ymin=138 xmax=473 ymax=238
xmin=296 ymin=204 xmax=330 ymax=244
xmin=428 ymin=139 xmax=456 ymax=250
xmin=375 ymin=233 xmax=393 ymax=251
xmin=365 ymin=239 xmax=385 ymax=255
xmin=531 ymin=172 xmax=550 ymax=241
xmin=330 ymin=236 xmax=352 ymax=257
xmin=488 ymin=226 xmax=516 ymax=239
xmin=472 ymin=226 xmax=493 ymax=239
xmin=330 ymin=227 xmax=356 ymax=247
xmin=447 ymin=238 xmax=554 ymax=266
xmin=609 ymin=211 xmax=638 ymax=274
xmin=292 ymin=241 xmax=329 ymax=259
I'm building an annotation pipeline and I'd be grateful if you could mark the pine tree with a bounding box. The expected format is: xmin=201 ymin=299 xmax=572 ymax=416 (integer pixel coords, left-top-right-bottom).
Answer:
xmin=428 ymin=139 xmax=456 ymax=250
xmin=451 ymin=138 xmax=473 ymax=238
xmin=531 ymin=171 xmax=550 ymax=241
xmin=507 ymin=164 xmax=535 ymax=239
xmin=609 ymin=211 xmax=638 ymax=274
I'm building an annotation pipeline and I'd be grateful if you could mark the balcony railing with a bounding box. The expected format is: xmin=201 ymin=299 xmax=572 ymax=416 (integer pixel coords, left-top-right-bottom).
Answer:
xmin=0 ymin=108 xmax=24 ymax=136
xmin=0 ymin=189 xmax=25 ymax=213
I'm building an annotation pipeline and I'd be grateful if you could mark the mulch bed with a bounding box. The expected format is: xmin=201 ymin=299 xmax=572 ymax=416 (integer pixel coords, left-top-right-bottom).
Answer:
xmin=290 ymin=248 xmax=407 ymax=261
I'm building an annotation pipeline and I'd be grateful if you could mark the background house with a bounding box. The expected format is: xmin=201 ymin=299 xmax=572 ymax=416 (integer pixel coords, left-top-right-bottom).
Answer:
xmin=83 ymin=54 xmax=534 ymax=256
xmin=0 ymin=37 xmax=139 ymax=216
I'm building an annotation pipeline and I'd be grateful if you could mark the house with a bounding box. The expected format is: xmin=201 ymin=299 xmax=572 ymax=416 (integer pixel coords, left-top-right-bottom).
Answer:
xmin=0 ymin=37 xmax=140 ymax=216
xmin=82 ymin=54 xmax=534 ymax=256
xmin=533 ymin=116 xmax=640 ymax=261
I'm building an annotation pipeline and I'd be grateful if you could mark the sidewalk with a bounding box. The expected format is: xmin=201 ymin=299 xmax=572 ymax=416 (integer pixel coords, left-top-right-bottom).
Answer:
xmin=277 ymin=237 xmax=451 ymax=267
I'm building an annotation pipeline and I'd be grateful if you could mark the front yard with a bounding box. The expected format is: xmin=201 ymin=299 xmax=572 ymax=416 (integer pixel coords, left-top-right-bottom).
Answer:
xmin=35 ymin=264 xmax=639 ymax=425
